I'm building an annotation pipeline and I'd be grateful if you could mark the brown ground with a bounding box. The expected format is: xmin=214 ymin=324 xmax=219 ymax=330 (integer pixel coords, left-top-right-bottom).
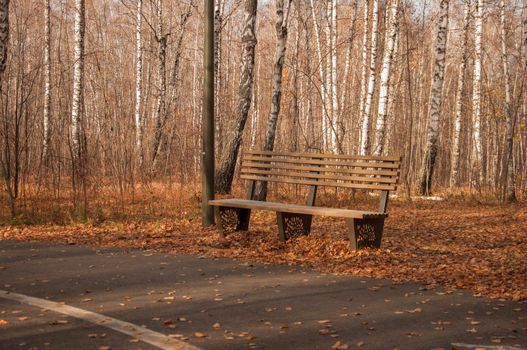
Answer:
xmin=1 ymin=183 xmax=526 ymax=302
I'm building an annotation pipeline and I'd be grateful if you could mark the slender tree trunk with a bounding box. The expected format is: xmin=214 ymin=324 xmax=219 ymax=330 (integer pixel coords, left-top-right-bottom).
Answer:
xmin=310 ymin=0 xmax=329 ymax=149
xmin=417 ymin=0 xmax=449 ymax=195
xmin=339 ymin=0 xmax=358 ymax=119
xmin=500 ymin=0 xmax=516 ymax=202
xmin=0 ymin=0 xmax=8 ymax=86
xmin=472 ymin=0 xmax=484 ymax=187
xmin=160 ymin=1 xmax=193 ymax=175
xmin=450 ymin=0 xmax=470 ymax=188
xmin=151 ymin=0 xmax=167 ymax=172
xmin=373 ymin=0 xmax=399 ymax=156
xmin=42 ymin=0 xmax=52 ymax=163
xmin=215 ymin=0 xmax=257 ymax=194
xmin=71 ymin=0 xmax=87 ymax=212
xmin=71 ymin=0 xmax=85 ymax=164
xmin=357 ymin=0 xmax=369 ymax=152
xmin=253 ymin=0 xmax=291 ymax=201
xmin=303 ymin=16 xmax=315 ymax=149
xmin=214 ymin=0 xmax=225 ymax=155
xmin=360 ymin=0 xmax=379 ymax=155
xmin=523 ymin=0 xmax=527 ymax=62
xmin=329 ymin=0 xmax=338 ymax=151
xmin=134 ymin=0 xmax=144 ymax=168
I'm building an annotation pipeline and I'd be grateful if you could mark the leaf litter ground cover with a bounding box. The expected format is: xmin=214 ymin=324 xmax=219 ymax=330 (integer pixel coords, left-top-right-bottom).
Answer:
xmin=1 ymin=185 xmax=526 ymax=302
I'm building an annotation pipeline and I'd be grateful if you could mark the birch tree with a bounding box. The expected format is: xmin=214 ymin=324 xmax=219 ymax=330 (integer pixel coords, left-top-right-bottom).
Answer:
xmin=373 ymin=0 xmax=399 ymax=156
xmin=71 ymin=0 xmax=85 ymax=164
xmin=254 ymin=0 xmax=292 ymax=201
xmin=43 ymin=0 xmax=52 ymax=163
xmin=329 ymin=0 xmax=339 ymax=151
xmin=151 ymin=0 xmax=168 ymax=170
xmin=450 ymin=0 xmax=470 ymax=188
xmin=215 ymin=0 xmax=257 ymax=194
xmin=310 ymin=0 xmax=329 ymax=149
xmin=214 ymin=0 xmax=225 ymax=154
xmin=472 ymin=0 xmax=484 ymax=186
xmin=340 ymin=0 xmax=358 ymax=119
xmin=418 ymin=0 xmax=449 ymax=195
xmin=357 ymin=0 xmax=369 ymax=150
xmin=500 ymin=0 xmax=516 ymax=202
xmin=134 ymin=0 xmax=144 ymax=167
xmin=360 ymin=0 xmax=379 ymax=155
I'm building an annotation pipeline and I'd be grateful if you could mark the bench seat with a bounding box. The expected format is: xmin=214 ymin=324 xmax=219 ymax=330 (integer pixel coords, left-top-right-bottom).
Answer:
xmin=209 ymin=199 xmax=387 ymax=220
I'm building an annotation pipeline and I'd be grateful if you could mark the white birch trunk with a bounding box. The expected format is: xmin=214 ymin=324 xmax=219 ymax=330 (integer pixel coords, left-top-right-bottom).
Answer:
xmin=472 ymin=0 xmax=484 ymax=186
xmin=134 ymin=0 xmax=144 ymax=167
xmin=151 ymin=0 xmax=167 ymax=170
xmin=373 ymin=0 xmax=399 ymax=156
xmin=500 ymin=0 xmax=516 ymax=202
xmin=215 ymin=0 xmax=257 ymax=194
xmin=214 ymin=0 xmax=225 ymax=154
xmin=71 ymin=0 xmax=85 ymax=162
xmin=358 ymin=0 xmax=369 ymax=148
xmin=330 ymin=0 xmax=339 ymax=152
xmin=254 ymin=0 xmax=292 ymax=200
xmin=325 ymin=1 xmax=332 ymax=150
xmin=450 ymin=0 xmax=470 ymax=188
xmin=310 ymin=0 xmax=328 ymax=149
xmin=250 ymin=49 xmax=260 ymax=148
xmin=43 ymin=0 xmax=52 ymax=162
xmin=360 ymin=0 xmax=379 ymax=155
xmin=418 ymin=0 xmax=449 ymax=195
xmin=339 ymin=0 xmax=358 ymax=118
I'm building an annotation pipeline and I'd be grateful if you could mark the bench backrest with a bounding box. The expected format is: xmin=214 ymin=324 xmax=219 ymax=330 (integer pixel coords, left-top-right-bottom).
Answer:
xmin=241 ymin=150 xmax=401 ymax=213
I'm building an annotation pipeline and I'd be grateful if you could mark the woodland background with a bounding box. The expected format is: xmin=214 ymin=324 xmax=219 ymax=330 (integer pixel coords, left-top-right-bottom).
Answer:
xmin=0 ymin=0 xmax=527 ymax=219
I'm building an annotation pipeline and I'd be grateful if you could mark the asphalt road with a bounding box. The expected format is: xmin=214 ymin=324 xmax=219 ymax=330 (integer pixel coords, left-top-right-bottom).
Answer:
xmin=0 ymin=240 xmax=525 ymax=350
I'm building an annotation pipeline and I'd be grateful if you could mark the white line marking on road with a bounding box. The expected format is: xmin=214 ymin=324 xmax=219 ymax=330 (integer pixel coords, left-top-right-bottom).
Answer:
xmin=0 ymin=289 xmax=202 ymax=350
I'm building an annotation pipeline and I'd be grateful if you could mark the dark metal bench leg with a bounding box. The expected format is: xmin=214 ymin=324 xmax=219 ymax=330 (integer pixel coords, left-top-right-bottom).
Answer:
xmin=346 ymin=218 xmax=385 ymax=250
xmin=276 ymin=212 xmax=313 ymax=242
xmin=215 ymin=206 xmax=251 ymax=238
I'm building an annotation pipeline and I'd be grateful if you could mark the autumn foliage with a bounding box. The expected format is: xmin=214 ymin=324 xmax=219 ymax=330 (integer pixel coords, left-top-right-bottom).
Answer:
xmin=1 ymin=183 xmax=526 ymax=302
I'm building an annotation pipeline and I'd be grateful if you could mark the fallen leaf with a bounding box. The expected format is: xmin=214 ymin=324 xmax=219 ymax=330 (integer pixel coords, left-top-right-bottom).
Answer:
xmin=332 ymin=340 xmax=349 ymax=349
xmin=194 ymin=332 xmax=207 ymax=338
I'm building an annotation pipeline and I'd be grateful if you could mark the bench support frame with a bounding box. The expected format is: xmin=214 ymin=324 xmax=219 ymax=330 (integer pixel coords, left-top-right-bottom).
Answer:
xmin=214 ymin=206 xmax=251 ymax=238
xmin=276 ymin=212 xmax=313 ymax=241
xmin=346 ymin=217 xmax=385 ymax=249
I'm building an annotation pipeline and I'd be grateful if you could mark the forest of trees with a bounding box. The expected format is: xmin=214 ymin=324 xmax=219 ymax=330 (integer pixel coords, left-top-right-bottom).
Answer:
xmin=1 ymin=0 xmax=526 ymax=216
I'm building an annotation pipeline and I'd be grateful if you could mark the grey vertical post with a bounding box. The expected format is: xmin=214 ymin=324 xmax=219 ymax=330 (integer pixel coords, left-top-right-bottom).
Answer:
xmin=202 ymin=0 xmax=215 ymax=226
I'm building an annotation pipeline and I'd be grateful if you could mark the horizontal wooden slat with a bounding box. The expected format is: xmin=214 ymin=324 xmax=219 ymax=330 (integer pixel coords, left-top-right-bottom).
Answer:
xmin=240 ymin=168 xmax=398 ymax=184
xmin=240 ymin=175 xmax=397 ymax=191
xmin=209 ymin=199 xmax=388 ymax=219
xmin=246 ymin=150 xmax=401 ymax=163
xmin=243 ymin=155 xmax=401 ymax=169
xmin=242 ymin=161 xmax=400 ymax=177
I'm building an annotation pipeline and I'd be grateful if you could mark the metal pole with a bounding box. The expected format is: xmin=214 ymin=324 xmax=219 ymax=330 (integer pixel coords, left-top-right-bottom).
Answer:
xmin=202 ymin=0 xmax=215 ymax=226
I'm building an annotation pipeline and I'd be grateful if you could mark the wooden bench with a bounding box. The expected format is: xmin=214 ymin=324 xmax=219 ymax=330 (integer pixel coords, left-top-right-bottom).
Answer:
xmin=209 ymin=150 xmax=401 ymax=249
